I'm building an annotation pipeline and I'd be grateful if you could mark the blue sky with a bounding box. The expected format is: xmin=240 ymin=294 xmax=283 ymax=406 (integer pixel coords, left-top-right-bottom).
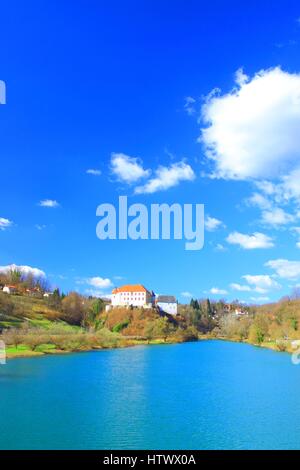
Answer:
xmin=1 ymin=0 xmax=300 ymax=304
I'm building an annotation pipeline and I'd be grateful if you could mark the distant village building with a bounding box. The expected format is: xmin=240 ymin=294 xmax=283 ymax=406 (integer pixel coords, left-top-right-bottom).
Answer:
xmin=43 ymin=292 xmax=53 ymax=298
xmin=111 ymin=285 xmax=155 ymax=308
xmin=26 ymin=287 xmax=41 ymax=297
xmin=234 ymin=308 xmax=248 ymax=316
xmin=2 ymin=285 xmax=17 ymax=295
xmin=156 ymin=295 xmax=178 ymax=315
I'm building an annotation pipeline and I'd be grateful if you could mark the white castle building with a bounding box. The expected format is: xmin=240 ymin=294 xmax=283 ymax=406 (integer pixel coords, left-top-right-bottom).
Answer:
xmin=111 ymin=284 xmax=155 ymax=308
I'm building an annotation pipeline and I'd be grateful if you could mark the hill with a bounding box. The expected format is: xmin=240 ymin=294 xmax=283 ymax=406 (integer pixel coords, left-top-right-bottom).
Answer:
xmin=0 ymin=291 xmax=199 ymax=358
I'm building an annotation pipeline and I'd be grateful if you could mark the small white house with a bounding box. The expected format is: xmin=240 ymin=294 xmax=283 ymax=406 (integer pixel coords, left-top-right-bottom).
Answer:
xmin=156 ymin=296 xmax=178 ymax=315
xmin=2 ymin=285 xmax=17 ymax=295
xmin=43 ymin=292 xmax=53 ymax=298
xmin=234 ymin=308 xmax=248 ymax=316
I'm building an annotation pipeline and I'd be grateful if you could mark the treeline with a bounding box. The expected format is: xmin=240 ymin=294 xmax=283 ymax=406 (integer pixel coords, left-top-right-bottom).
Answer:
xmin=2 ymin=325 xmax=131 ymax=352
xmin=0 ymin=269 xmax=49 ymax=293
xmin=215 ymin=297 xmax=300 ymax=351
xmin=0 ymin=288 xmax=106 ymax=327
xmin=47 ymin=290 xmax=106 ymax=326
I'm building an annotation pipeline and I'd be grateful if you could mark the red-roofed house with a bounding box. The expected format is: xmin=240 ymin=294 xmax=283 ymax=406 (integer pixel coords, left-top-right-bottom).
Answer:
xmin=111 ymin=284 xmax=155 ymax=308
xmin=2 ymin=285 xmax=17 ymax=295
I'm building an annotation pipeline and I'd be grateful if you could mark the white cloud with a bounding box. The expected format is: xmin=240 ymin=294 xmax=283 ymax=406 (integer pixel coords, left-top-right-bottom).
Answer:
xmin=255 ymin=173 xmax=300 ymax=205
xmin=35 ymin=224 xmax=47 ymax=231
xmin=181 ymin=291 xmax=193 ymax=298
xmin=210 ymin=287 xmax=228 ymax=295
xmin=242 ymin=274 xmax=281 ymax=293
xmin=280 ymin=168 xmax=300 ymax=201
xmin=235 ymin=68 xmax=249 ymax=87
xmin=0 ymin=218 xmax=13 ymax=231
xmin=260 ymin=207 xmax=296 ymax=226
xmin=0 ymin=264 xmax=45 ymax=278
xmin=205 ymin=216 xmax=224 ymax=231
xmin=184 ymin=96 xmax=196 ymax=115
xmin=215 ymin=243 xmax=226 ymax=252
xmin=87 ymin=276 xmax=113 ymax=290
xmin=86 ymin=169 xmax=101 ymax=176
xmin=200 ymin=67 xmax=300 ymax=181
xmin=135 ymin=161 xmax=195 ymax=194
xmin=265 ymin=259 xmax=300 ymax=280
xmin=230 ymin=283 xmax=252 ymax=292
xmin=111 ymin=153 xmax=150 ymax=184
xmin=85 ymin=289 xmax=112 ymax=299
xmin=247 ymin=192 xmax=272 ymax=210
xmin=255 ymin=181 xmax=278 ymax=196
xmin=39 ymin=199 xmax=60 ymax=208
xmin=226 ymin=231 xmax=274 ymax=249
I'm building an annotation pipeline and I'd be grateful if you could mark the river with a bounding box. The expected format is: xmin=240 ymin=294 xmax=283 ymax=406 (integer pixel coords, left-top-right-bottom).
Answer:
xmin=0 ymin=340 xmax=299 ymax=449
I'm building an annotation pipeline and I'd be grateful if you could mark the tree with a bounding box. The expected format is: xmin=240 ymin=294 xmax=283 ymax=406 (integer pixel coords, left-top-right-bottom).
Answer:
xmin=190 ymin=299 xmax=200 ymax=310
xmin=291 ymin=317 xmax=298 ymax=331
xmin=61 ymin=292 xmax=87 ymax=325
xmin=84 ymin=298 xmax=105 ymax=328
xmin=206 ymin=299 xmax=213 ymax=317
xmin=144 ymin=317 xmax=174 ymax=342
xmin=0 ymin=293 xmax=14 ymax=316
xmin=9 ymin=269 xmax=22 ymax=285
xmin=248 ymin=315 xmax=269 ymax=344
xmin=47 ymin=288 xmax=62 ymax=310
xmin=2 ymin=328 xmax=23 ymax=349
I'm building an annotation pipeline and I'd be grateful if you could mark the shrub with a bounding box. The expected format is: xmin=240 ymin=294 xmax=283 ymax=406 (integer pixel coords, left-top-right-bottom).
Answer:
xmin=112 ymin=320 xmax=130 ymax=333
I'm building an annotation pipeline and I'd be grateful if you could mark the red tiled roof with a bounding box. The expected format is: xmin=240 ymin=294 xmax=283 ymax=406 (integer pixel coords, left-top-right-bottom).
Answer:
xmin=112 ymin=284 xmax=149 ymax=294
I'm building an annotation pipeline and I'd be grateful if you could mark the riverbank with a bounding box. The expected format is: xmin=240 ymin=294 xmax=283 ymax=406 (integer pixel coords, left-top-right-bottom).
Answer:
xmin=5 ymin=333 xmax=295 ymax=360
xmin=214 ymin=335 xmax=296 ymax=354
xmin=5 ymin=335 xmax=193 ymax=359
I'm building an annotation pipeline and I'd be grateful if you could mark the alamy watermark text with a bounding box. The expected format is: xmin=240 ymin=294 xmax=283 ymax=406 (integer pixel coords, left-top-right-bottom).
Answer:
xmin=96 ymin=196 xmax=205 ymax=251
xmin=0 ymin=80 xmax=6 ymax=104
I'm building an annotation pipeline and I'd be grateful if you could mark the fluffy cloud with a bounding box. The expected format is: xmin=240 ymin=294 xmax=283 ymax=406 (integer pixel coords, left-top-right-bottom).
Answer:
xmin=111 ymin=153 xmax=150 ymax=184
xmin=265 ymin=259 xmax=300 ymax=280
xmin=260 ymin=207 xmax=296 ymax=226
xmin=200 ymin=67 xmax=300 ymax=181
xmin=226 ymin=231 xmax=274 ymax=249
xmin=0 ymin=264 xmax=45 ymax=278
xmin=230 ymin=283 xmax=252 ymax=292
xmin=210 ymin=287 xmax=228 ymax=295
xmin=87 ymin=277 xmax=113 ymax=290
xmin=247 ymin=189 xmax=298 ymax=229
xmin=86 ymin=169 xmax=101 ymax=176
xmin=39 ymin=199 xmax=60 ymax=208
xmin=205 ymin=216 xmax=224 ymax=231
xmin=247 ymin=193 xmax=272 ymax=210
xmin=135 ymin=162 xmax=195 ymax=194
xmin=0 ymin=218 xmax=13 ymax=230
xmin=242 ymin=274 xmax=281 ymax=293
